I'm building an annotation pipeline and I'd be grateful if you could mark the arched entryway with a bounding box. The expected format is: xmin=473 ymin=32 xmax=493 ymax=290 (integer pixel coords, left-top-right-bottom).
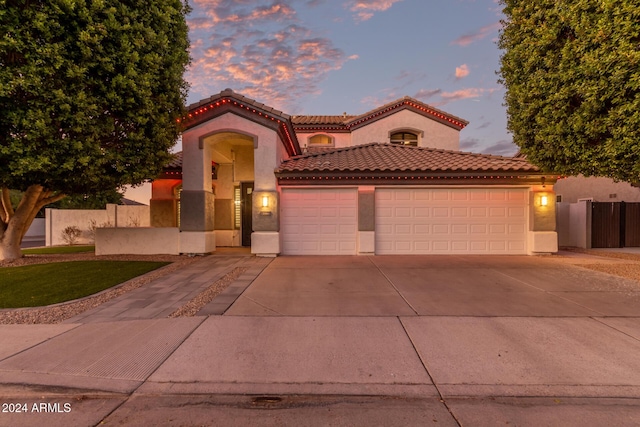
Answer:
xmin=200 ymin=131 xmax=255 ymax=247
xmin=176 ymin=90 xmax=301 ymax=255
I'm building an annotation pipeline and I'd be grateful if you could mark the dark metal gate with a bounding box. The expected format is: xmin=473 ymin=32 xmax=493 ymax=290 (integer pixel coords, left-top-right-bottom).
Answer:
xmin=591 ymin=202 xmax=640 ymax=248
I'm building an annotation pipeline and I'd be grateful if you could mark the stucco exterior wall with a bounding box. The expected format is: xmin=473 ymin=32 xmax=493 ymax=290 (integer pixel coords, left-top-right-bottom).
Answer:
xmin=556 ymin=202 xmax=572 ymax=246
xmin=180 ymin=112 xmax=284 ymax=254
xmin=46 ymin=205 xmax=149 ymax=246
xmin=96 ymin=227 xmax=179 ymax=255
xmin=555 ymin=176 xmax=640 ymax=203
xmin=350 ymin=110 xmax=460 ymax=150
xmin=25 ymin=218 xmax=45 ymax=238
xmin=296 ymin=132 xmax=352 ymax=149
xmin=556 ymin=201 xmax=591 ymax=248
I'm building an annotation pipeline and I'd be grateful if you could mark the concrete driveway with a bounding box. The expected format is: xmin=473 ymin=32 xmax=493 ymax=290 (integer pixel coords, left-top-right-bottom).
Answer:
xmin=226 ymin=254 xmax=640 ymax=317
xmin=2 ymin=253 xmax=640 ymax=426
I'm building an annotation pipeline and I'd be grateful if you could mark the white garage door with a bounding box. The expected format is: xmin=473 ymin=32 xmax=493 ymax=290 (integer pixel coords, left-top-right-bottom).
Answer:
xmin=376 ymin=188 xmax=528 ymax=254
xmin=281 ymin=188 xmax=358 ymax=255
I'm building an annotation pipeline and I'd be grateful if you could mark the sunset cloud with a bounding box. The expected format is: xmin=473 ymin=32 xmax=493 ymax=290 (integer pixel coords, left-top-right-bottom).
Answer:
xmin=451 ymin=22 xmax=501 ymax=46
xmin=440 ymin=87 xmax=498 ymax=103
xmin=187 ymin=1 xmax=354 ymax=111
xmin=482 ymin=140 xmax=518 ymax=156
xmin=414 ymin=89 xmax=442 ymax=100
xmin=455 ymin=64 xmax=470 ymax=79
xmin=344 ymin=0 xmax=404 ymax=22
xmin=461 ymin=138 xmax=519 ymax=156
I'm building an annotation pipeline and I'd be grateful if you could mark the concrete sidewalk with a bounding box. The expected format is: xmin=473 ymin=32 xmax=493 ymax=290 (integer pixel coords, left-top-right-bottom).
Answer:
xmin=0 ymin=251 xmax=639 ymax=426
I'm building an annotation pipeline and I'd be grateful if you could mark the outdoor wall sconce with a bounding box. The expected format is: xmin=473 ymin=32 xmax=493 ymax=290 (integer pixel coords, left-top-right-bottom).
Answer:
xmin=262 ymin=195 xmax=269 ymax=208
xmin=539 ymin=195 xmax=549 ymax=207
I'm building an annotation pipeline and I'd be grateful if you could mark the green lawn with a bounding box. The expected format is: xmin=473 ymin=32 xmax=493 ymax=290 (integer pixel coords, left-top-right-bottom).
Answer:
xmin=0 ymin=261 xmax=169 ymax=308
xmin=22 ymin=245 xmax=95 ymax=255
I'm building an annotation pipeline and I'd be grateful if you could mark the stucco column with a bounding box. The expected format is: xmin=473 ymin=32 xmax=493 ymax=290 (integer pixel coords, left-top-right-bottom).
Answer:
xmin=179 ymin=129 xmax=216 ymax=253
xmin=358 ymin=186 xmax=375 ymax=254
xmin=528 ymin=187 xmax=558 ymax=254
xmin=252 ymin=132 xmax=281 ymax=256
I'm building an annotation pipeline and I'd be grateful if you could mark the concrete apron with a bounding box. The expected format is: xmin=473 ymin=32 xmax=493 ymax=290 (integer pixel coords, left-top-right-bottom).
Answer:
xmin=0 ymin=253 xmax=640 ymax=425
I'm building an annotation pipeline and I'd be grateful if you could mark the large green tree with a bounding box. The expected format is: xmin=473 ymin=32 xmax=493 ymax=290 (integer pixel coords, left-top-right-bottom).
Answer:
xmin=0 ymin=0 xmax=190 ymax=260
xmin=498 ymin=0 xmax=640 ymax=181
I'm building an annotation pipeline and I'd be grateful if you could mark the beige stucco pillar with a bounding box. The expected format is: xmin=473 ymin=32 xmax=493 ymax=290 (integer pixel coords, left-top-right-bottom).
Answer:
xmin=150 ymin=179 xmax=181 ymax=227
xmin=528 ymin=187 xmax=558 ymax=254
xmin=251 ymin=130 xmax=281 ymax=256
xmin=358 ymin=186 xmax=376 ymax=254
xmin=179 ymin=128 xmax=216 ymax=253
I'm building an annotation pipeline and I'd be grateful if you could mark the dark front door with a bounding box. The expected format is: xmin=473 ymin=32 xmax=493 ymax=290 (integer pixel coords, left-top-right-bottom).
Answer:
xmin=241 ymin=182 xmax=254 ymax=247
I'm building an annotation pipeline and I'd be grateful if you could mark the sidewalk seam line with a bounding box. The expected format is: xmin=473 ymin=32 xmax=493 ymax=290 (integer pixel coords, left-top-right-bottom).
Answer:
xmin=398 ymin=317 xmax=463 ymax=427
xmin=367 ymin=256 xmax=419 ymax=315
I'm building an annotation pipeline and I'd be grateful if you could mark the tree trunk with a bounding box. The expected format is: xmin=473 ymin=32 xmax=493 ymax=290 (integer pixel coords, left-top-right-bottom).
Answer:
xmin=0 ymin=185 xmax=65 ymax=262
xmin=0 ymin=235 xmax=22 ymax=261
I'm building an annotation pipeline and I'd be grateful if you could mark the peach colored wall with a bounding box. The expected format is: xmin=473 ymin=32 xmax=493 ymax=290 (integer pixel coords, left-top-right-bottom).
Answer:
xmin=151 ymin=179 xmax=181 ymax=199
xmin=96 ymin=227 xmax=179 ymax=255
xmin=46 ymin=205 xmax=149 ymax=246
xmin=351 ymin=110 xmax=460 ymax=150
xmin=555 ymin=176 xmax=640 ymax=203
xmin=295 ymin=132 xmax=352 ymax=149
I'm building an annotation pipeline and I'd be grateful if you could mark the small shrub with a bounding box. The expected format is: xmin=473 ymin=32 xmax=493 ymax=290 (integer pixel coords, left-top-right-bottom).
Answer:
xmin=61 ymin=226 xmax=82 ymax=246
xmin=127 ymin=216 xmax=140 ymax=227
xmin=87 ymin=220 xmax=114 ymax=242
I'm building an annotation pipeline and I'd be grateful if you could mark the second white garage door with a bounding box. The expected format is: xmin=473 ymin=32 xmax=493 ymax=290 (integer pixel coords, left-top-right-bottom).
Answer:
xmin=281 ymin=188 xmax=358 ymax=255
xmin=376 ymin=188 xmax=528 ymax=255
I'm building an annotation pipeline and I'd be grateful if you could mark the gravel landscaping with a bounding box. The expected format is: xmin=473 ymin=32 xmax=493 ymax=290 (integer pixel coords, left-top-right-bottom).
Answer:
xmin=0 ymin=253 xmax=201 ymax=324
xmin=168 ymin=266 xmax=248 ymax=318
xmin=560 ymin=248 xmax=640 ymax=283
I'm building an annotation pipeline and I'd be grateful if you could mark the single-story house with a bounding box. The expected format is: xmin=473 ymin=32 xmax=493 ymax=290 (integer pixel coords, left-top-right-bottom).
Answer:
xmin=98 ymin=89 xmax=558 ymax=256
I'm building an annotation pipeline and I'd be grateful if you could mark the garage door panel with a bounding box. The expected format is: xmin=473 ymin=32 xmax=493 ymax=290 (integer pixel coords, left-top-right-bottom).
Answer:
xmin=489 ymin=224 xmax=506 ymax=234
xmin=281 ymin=189 xmax=357 ymax=255
xmin=452 ymin=241 xmax=469 ymax=251
xmin=452 ymin=207 xmax=468 ymax=217
xmin=509 ymin=224 xmax=526 ymax=233
xmin=433 ymin=224 xmax=449 ymax=234
xmin=376 ymin=188 xmax=528 ymax=255
xmin=490 ymin=192 xmax=507 ymax=201
xmin=452 ymin=192 xmax=469 ymax=201
xmin=433 ymin=191 xmax=449 ymax=201
xmin=470 ymin=241 xmax=488 ymax=251
xmin=414 ymin=224 xmax=430 ymax=234
xmin=414 ymin=241 xmax=431 ymax=251
xmin=415 ymin=191 xmax=431 ymax=201
xmin=490 ymin=241 xmax=507 ymax=251
xmin=470 ymin=192 xmax=488 ymax=201
xmin=395 ymin=224 xmax=412 ymax=235
xmin=433 ymin=207 xmax=449 ymax=217
xmin=432 ymin=241 xmax=450 ymax=251
xmin=452 ymin=224 xmax=468 ymax=234
xmin=470 ymin=224 xmax=487 ymax=234
xmin=509 ymin=241 xmax=526 ymax=251
xmin=509 ymin=207 xmax=526 ymax=217
xmin=470 ymin=207 xmax=487 ymax=217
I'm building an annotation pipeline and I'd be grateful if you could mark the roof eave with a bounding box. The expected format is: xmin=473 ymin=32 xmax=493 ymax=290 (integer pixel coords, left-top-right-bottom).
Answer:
xmin=275 ymin=170 xmax=556 ymax=185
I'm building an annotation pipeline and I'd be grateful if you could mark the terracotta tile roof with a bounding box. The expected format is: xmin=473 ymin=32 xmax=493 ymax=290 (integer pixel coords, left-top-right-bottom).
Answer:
xmin=345 ymin=96 xmax=468 ymax=129
xmin=275 ymin=143 xmax=541 ymax=174
xmin=180 ymin=89 xmax=301 ymax=156
xmin=291 ymin=115 xmax=356 ymax=125
xmin=165 ymin=151 xmax=183 ymax=169
xmin=186 ymin=88 xmax=289 ymax=120
xmin=292 ymin=96 xmax=469 ymax=132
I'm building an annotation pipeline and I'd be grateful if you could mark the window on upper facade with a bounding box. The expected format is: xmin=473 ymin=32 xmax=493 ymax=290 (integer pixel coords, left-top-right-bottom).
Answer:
xmin=390 ymin=132 xmax=418 ymax=146
xmin=309 ymin=134 xmax=334 ymax=146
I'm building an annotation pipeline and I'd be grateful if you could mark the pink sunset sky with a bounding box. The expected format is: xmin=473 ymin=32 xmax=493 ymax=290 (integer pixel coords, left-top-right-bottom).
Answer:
xmin=185 ymin=0 xmax=513 ymax=155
